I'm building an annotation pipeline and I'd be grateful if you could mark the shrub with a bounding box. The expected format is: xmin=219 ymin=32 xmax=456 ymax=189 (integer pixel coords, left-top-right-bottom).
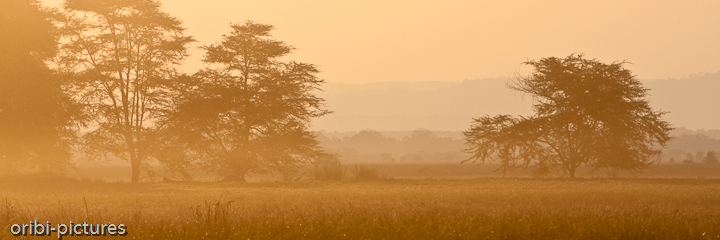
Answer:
xmin=352 ymin=164 xmax=385 ymax=181
xmin=311 ymin=155 xmax=344 ymax=181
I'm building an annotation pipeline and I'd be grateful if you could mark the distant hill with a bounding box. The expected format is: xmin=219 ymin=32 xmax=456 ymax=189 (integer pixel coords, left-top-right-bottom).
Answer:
xmin=314 ymin=72 xmax=720 ymax=132
xmin=642 ymin=72 xmax=720 ymax=132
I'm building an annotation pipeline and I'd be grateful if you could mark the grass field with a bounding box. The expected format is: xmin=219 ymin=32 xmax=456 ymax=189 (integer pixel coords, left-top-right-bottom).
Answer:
xmin=70 ymin=162 xmax=720 ymax=182
xmin=1 ymin=178 xmax=720 ymax=239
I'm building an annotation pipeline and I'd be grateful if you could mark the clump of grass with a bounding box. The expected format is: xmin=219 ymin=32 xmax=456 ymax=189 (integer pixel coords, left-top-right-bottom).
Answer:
xmin=191 ymin=199 xmax=233 ymax=226
xmin=1 ymin=198 xmax=17 ymax=224
xmin=188 ymin=198 xmax=234 ymax=239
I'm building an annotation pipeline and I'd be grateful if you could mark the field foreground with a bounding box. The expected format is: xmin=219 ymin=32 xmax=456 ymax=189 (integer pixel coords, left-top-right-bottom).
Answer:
xmin=1 ymin=179 xmax=720 ymax=239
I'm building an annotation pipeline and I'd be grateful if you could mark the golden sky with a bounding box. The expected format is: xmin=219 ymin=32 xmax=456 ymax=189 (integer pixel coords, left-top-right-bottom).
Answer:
xmin=43 ymin=0 xmax=720 ymax=84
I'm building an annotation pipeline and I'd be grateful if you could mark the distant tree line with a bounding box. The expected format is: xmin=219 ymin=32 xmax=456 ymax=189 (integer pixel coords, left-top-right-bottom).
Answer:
xmin=0 ymin=0 xmax=328 ymax=182
xmin=663 ymin=134 xmax=720 ymax=164
xmin=672 ymin=127 xmax=720 ymax=140
xmin=317 ymin=129 xmax=468 ymax=163
xmin=674 ymin=150 xmax=718 ymax=164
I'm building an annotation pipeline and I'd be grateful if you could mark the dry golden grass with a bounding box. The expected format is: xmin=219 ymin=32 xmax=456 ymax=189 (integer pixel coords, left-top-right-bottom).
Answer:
xmin=1 ymin=178 xmax=720 ymax=239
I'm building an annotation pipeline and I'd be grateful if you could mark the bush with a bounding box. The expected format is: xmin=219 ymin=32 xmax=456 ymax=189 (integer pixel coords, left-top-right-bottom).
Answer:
xmin=311 ymin=155 xmax=344 ymax=181
xmin=352 ymin=164 xmax=385 ymax=181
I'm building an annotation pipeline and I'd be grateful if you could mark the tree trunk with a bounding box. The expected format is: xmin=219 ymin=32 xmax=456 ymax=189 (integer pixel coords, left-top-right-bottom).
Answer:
xmin=130 ymin=155 xmax=140 ymax=183
xmin=568 ymin=166 xmax=576 ymax=179
xmin=125 ymin=132 xmax=140 ymax=183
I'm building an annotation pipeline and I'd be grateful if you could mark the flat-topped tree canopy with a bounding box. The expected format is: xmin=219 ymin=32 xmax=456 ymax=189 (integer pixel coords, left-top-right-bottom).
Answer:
xmin=464 ymin=54 xmax=673 ymax=178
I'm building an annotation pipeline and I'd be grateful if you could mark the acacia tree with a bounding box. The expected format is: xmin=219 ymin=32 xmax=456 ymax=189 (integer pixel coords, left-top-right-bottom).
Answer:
xmin=158 ymin=21 xmax=330 ymax=181
xmin=0 ymin=0 xmax=82 ymax=173
xmin=59 ymin=0 xmax=193 ymax=183
xmin=463 ymin=54 xmax=672 ymax=178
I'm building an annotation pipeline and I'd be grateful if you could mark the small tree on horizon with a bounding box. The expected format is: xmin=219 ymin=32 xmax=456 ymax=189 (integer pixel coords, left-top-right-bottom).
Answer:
xmin=704 ymin=151 xmax=718 ymax=164
xmin=683 ymin=153 xmax=695 ymax=164
xmin=463 ymin=54 xmax=673 ymax=178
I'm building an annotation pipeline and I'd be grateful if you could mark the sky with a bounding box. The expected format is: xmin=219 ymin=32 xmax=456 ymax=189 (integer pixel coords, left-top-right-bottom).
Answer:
xmin=41 ymin=0 xmax=720 ymax=84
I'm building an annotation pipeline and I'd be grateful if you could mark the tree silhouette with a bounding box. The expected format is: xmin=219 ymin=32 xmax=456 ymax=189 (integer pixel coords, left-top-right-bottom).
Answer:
xmin=0 ymin=0 xmax=82 ymax=173
xmin=704 ymin=151 xmax=718 ymax=164
xmin=683 ymin=153 xmax=695 ymax=164
xmin=59 ymin=0 xmax=194 ymax=183
xmin=158 ymin=22 xmax=330 ymax=181
xmin=464 ymin=54 xmax=672 ymax=178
